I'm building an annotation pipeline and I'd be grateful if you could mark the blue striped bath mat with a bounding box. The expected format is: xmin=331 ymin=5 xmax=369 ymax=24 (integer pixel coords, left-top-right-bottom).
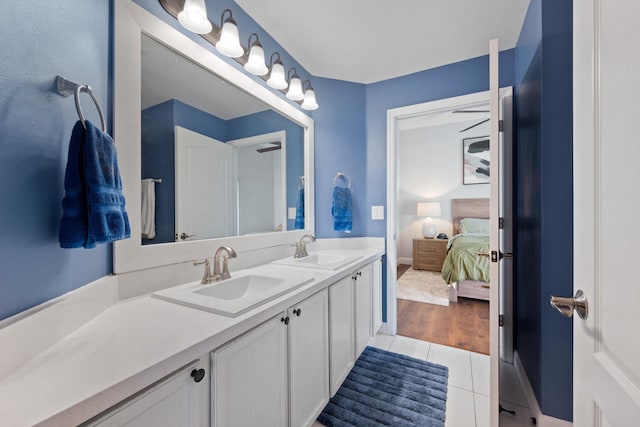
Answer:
xmin=318 ymin=346 xmax=448 ymax=427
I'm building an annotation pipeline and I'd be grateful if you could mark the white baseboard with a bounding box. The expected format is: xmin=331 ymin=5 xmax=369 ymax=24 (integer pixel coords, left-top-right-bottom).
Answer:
xmin=514 ymin=351 xmax=573 ymax=427
xmin=397 ymin=257 xmax=412 ymax=266
xmin=377 ymin=322 xmax=395 ymax=336
xmin=0 ymin=275 xmax=118 ymax=380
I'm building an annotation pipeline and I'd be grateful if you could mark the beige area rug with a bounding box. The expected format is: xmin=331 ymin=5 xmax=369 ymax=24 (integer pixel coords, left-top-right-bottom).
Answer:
xmin=397 ymin=269 xmax=450 ymax=307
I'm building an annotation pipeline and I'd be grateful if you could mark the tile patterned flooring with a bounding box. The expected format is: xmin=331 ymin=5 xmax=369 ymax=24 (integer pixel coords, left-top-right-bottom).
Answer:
xmin=314 ymin=334 xmax=533 ymax=427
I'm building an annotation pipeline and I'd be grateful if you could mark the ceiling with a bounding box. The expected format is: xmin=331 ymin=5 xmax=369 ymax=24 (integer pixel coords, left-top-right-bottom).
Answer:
xmin=234 ymin=0 xmax=531 ymax=84
xmin=141 ymin=34 xmax=268 ymax=119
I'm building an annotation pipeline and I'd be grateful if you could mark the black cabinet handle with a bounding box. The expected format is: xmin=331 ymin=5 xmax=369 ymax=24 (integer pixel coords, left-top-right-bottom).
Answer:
xmin=293 ymin=308 xmax=302 ymax=317
xmin=281 ymin=316 xmax=290 ymax=325
xmin=191 ymin=368 xmax=205 ymax=383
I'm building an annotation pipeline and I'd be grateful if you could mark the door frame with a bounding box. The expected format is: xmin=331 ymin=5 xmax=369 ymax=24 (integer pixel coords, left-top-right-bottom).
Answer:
xmin=227 ymin=130 xmax=287 ymax=233
xmin=385 ymin=88 xmax=511 ymax=335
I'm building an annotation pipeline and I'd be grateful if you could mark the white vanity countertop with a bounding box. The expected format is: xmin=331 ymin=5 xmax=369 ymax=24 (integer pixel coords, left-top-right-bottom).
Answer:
xmin=0 ymin=243 xmax=384 ymax=426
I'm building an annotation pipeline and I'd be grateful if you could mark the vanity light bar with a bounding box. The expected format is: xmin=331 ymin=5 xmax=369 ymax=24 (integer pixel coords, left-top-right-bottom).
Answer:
xmin=158 ymin=0 xmax=318 ymax=110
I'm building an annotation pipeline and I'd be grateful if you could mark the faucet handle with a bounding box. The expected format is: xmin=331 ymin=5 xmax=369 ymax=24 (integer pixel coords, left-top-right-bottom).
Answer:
xmin=220 ymin=256 xmax=232 ymax=280
xmin=194 ymin=259 xmax=212 ymax=284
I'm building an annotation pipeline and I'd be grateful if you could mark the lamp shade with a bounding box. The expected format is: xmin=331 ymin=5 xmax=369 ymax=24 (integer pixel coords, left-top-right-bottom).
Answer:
xmin=417 ymin=201 xmax=442 ymax=218
xmin=177 ymin=0 xmax=212 ymax=34
xmin=286 ymin=75 xmax=304 ymax=101
xmin=216 ymin=11 xmax=244 ymax=58
xmin=267 ymin=59 xmax=287 ymax=89
xmin=301 ymin=87 xmax=319 ymax=110
xmin=244 ymin=42 xmax=268 ymax=75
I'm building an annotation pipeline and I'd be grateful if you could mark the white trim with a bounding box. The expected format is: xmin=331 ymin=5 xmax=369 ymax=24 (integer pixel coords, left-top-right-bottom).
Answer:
xmin=113 ymin=0 xmax=315 ymax=274
xmin=376 ymin=322 xmax=392 ymax=336
xmin=514 ymin=351 xmax=574 ymax=427
xmin=386 ymin=90 xmax=491 ymax=336
xmin=228 ymin=130 xmax=288 ymax=232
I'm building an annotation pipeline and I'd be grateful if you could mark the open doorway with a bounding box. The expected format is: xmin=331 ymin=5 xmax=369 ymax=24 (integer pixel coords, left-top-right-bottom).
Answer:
xmin=395 ymin=105 xmax=492 ymax=354
xmin=385 ymin=88 xmax=513 ymax=358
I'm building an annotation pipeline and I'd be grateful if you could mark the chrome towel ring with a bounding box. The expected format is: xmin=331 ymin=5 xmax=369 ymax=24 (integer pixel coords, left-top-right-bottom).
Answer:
xmin=334 ymin=172 xmax=351 ymax=188
xmin=56 ymin=75 xmax=107 ymax=133
xmin=74 ymin=85 xmax=106 ymax=132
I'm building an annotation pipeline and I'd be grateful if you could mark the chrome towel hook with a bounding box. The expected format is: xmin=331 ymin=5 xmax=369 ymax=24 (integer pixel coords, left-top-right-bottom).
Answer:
xmin=56 ymin=75 xmax=106 ymax=133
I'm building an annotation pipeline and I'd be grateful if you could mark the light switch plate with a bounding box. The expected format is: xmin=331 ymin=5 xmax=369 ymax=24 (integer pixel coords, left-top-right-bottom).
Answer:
xmin=288 ymin=207 xmax=296 ymax=219
xmin=371 ymin=205 xmax=384 ymax=220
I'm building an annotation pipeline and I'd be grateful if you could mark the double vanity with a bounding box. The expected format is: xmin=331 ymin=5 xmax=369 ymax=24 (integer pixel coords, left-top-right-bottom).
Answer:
xmin=1 ymin=1 xmax=387 ymax=425
xmin=0 ymin=238 xmax=384 ymax=426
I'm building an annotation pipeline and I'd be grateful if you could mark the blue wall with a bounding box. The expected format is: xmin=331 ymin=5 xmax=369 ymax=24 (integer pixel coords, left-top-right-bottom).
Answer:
xmin=141 ymin=101 xmax=176 ymax=244
xmin=0 ymin=0 xmax=112 ymax=320
xmin=312 ymin=78 xmax=367 ymax=238
xmin=514 ymin=0 xmax=573 ymax=421
xmin=364 ymin=51 xmax=516 ymax=320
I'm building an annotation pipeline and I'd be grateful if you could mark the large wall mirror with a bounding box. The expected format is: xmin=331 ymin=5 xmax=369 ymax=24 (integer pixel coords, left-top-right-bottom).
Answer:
xmin=114 ymin=0 xmax=314 ymax=273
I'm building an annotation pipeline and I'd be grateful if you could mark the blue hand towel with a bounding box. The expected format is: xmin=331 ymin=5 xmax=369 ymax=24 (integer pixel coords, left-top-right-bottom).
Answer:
xmin=59 ymin=120 xmax=130 ymax=248
xmin=295 ymin=188 xmax=304 ymax=229
xmin=332 ymin=186 xmax=352 ymax=233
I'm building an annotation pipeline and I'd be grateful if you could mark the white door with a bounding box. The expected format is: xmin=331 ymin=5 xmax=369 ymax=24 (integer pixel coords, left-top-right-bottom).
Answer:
xmin=573 ymin=2 xmax=640 ymax=425
xmin=175 ymin=126 xmax=236 ymax=241
xmin=288 ymin=289 xmax=329 ymax=427
xmin=488 ymin=38 xmax=501 ymax=427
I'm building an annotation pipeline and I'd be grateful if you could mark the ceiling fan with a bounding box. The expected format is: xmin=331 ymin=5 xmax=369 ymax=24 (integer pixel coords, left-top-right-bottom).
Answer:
xmin=453 ymin=109 xmax=489 ymax=133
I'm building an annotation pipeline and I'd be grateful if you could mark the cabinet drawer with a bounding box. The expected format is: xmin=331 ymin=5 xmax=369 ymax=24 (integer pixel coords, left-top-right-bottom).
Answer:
xmin=416 ymin=246 xmax=446 ymax=257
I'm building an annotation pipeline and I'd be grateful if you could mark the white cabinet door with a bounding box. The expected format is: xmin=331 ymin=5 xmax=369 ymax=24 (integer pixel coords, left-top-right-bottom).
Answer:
xmin=86 ymin=360 xmax=208 ymax=427
xmin=288 ymin=289 xmax=329 ymax=427
xmin=212 ymin=314 xmax=288 ymax=427
xmin=329 ymin=275 xmax=355 ymax=397
xmin=354 ymin=263 xmax=373 ymax=358
xmin=371 ymin=258 xmax=383 ymax=335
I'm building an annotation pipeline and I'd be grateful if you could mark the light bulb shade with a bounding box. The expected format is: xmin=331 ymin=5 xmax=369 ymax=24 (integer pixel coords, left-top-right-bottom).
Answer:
xmin=244 ymin=44 xmax=268 ymax=75
xmin=216 ymin=17 xmax=244 ymax=58
xmin=301 ymin=88 xmax=318 ymax=110
xmin=417 ymin=201 xmax=442 ymax=217
xmin=267 ymin=62 xmax=287 ymax=89
xmin=286 ymin=76 xmax=304 ymax=101
xmin=177 ymin=0 xmax=212 ymax=34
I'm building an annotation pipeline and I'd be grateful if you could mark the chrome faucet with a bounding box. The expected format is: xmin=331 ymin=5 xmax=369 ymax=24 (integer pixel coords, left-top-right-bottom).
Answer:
xmin=294 ymin=234 xmax=316 ymax=258
xmin=213 ymin=246 xmax=237 ymax=281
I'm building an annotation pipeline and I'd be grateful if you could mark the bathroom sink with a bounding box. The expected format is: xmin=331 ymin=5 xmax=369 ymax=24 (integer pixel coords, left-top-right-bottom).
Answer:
xmin=152 ymin=268 xmax=315 ymax=317
xmin=194 ymin=275 xmax=284 ymax=300
xmin=272 ymin=252 xmax=362 ymax=271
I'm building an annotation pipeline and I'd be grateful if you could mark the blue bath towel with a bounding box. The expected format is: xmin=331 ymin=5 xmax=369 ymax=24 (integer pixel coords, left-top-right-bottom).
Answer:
xmin=332 ymin=186 xmax=352 ymax=232
xmin=59 ymin=120 xmax=130 ymax=248
xmin=295 ymin=188 xmax=304 ymax=229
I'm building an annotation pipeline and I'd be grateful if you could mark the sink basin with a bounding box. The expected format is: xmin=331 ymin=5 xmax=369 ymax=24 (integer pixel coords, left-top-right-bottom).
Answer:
xmin=194 ymin=275 xmax=284 ymax=300
xmin=152 ymin=268 xmax=315 ymax=317
xmin=272 ymin=252 xmax=362 ymax=270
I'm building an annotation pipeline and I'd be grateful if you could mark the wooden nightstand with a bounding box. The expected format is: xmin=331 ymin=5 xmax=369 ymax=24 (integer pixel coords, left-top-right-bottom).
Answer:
xmin=412 ymin=238 xmax=448 ymax=272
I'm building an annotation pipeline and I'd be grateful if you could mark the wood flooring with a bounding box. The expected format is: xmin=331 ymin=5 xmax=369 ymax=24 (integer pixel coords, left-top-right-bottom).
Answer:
xmin=396 ymin=264 xmax=490 ymax=354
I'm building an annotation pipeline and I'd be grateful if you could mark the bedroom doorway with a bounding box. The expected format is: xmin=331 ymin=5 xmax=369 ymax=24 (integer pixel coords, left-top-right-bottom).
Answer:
xmin=385 ymin=88 xmax=513 ymax=360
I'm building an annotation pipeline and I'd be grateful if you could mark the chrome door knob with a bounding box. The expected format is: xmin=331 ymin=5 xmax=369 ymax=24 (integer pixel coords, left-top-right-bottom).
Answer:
xmin=550 ymin=289 xmax=588 ymax=319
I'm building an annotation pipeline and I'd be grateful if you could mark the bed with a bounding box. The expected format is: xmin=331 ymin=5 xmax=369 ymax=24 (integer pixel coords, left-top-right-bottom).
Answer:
xmin=443 ymin=198 xmax=491 ymax=302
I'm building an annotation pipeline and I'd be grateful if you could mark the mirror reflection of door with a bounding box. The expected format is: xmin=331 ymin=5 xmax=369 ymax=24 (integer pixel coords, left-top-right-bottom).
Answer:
xmin=175 ymin=126 xmax=236 ymax=241
xmin=229 ymin=131 xmax=287 ymax=236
